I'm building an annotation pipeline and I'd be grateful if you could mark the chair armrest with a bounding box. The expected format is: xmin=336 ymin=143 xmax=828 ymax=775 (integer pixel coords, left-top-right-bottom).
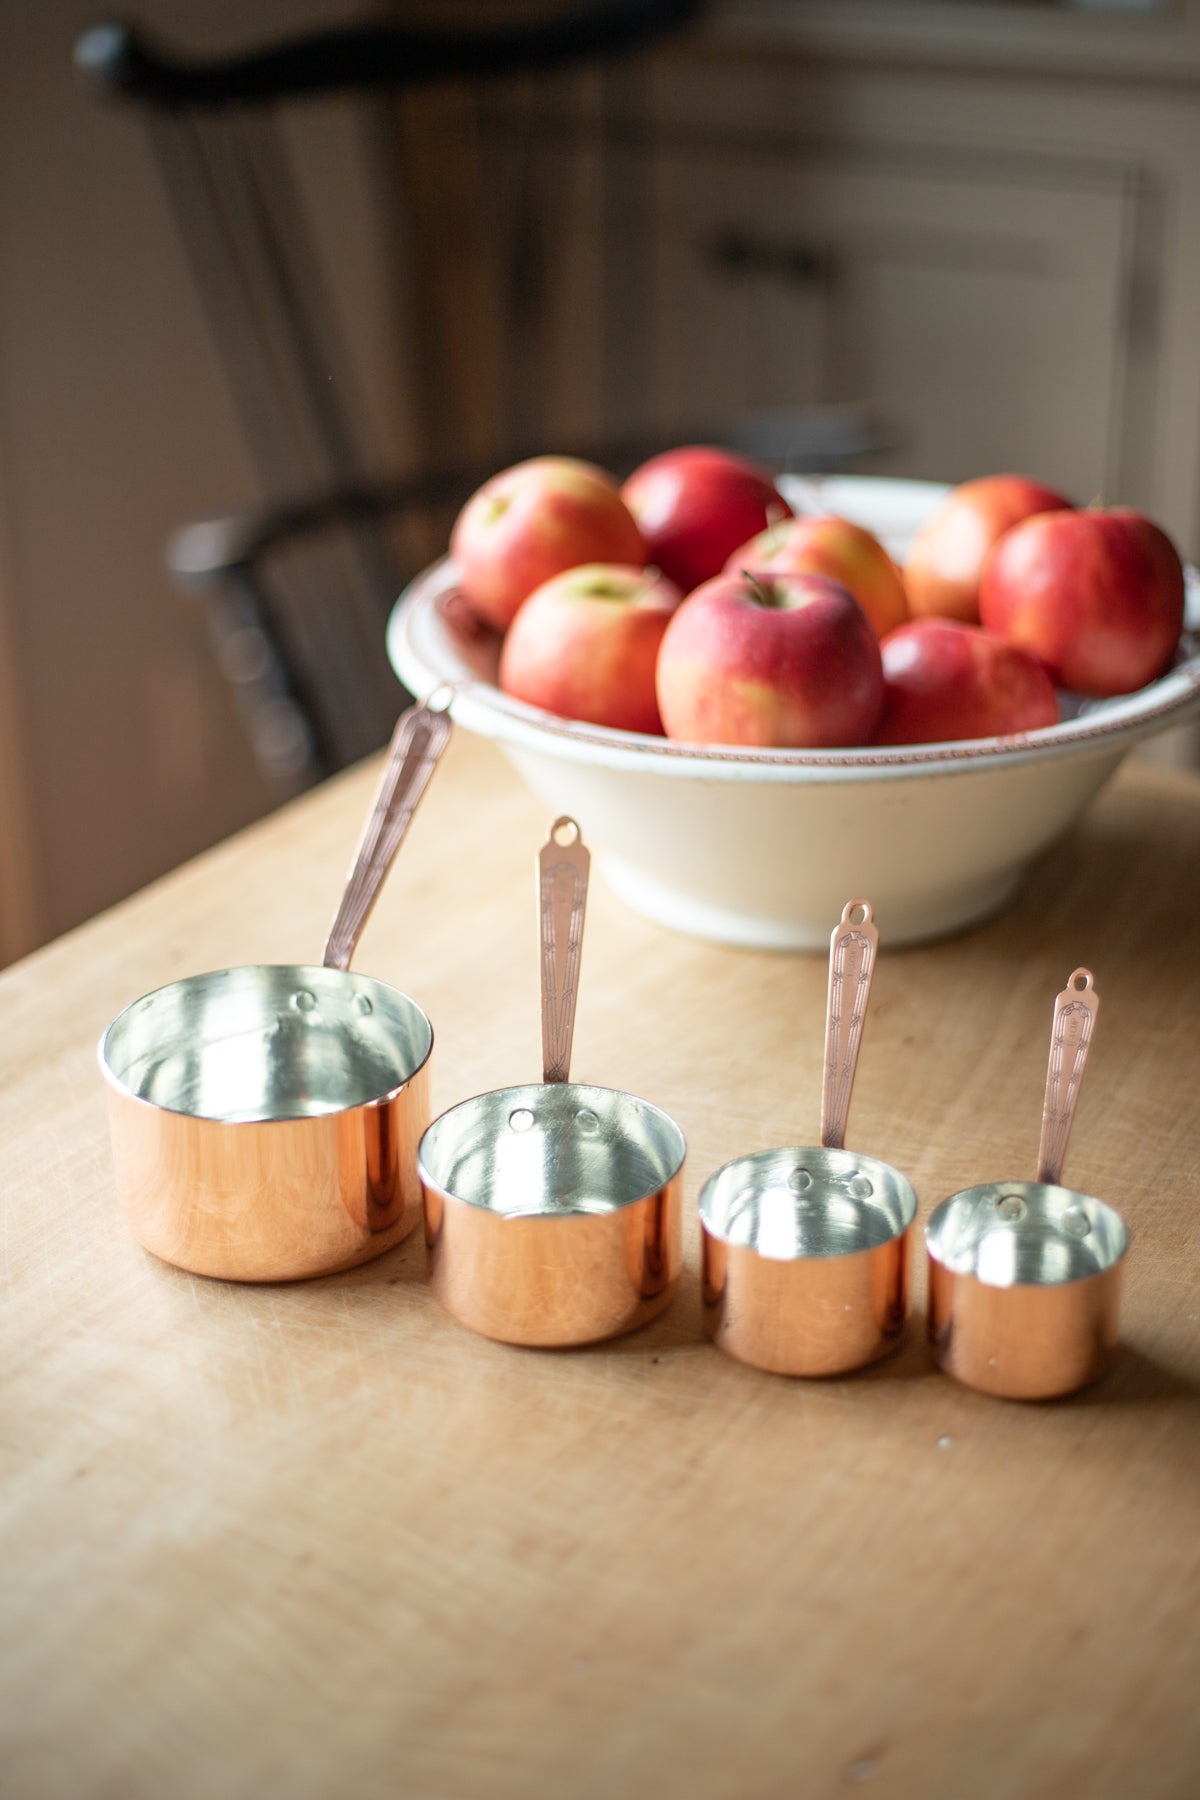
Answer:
xmin=165 ymin=476 xmax=470 ymax=584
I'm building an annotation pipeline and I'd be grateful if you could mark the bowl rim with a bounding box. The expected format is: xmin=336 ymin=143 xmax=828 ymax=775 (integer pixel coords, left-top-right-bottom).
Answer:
xmin=387 ymin=476 xmax=1200 ymax=785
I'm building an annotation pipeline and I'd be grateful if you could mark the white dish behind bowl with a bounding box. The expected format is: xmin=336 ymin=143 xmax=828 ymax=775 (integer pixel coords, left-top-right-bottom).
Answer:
xmin=388 ymin=476 xmax=1200 ymax=949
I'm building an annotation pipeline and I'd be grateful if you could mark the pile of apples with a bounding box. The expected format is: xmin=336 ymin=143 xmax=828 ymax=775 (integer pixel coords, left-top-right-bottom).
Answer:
xmin=447 ymin=447 xmax=1187 ymax=747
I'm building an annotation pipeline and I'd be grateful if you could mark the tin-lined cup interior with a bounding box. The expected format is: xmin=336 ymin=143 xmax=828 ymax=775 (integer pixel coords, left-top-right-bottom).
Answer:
xmin=101 ymin=964 xmax=433 ymax=1123
xmin=926 ymin=1181 xmax=1128 ymax=1287
xmin=419 ymin=1083 xmax=685 ymax=1219
xmin=700 ymin=1147 xmax=916 ymax=1261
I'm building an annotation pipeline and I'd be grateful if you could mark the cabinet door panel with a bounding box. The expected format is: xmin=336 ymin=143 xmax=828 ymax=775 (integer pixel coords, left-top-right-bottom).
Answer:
xmin=650 ymin=149 xmax=1132 ymax=495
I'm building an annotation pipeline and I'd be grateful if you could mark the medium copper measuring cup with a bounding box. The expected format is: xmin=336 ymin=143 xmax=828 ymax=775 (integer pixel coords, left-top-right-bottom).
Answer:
xmin=99 ymin=696 xmax=453 ymax=1282
xmin=418 ymin=816 xmax=686 ymax=1347
xmin=925 ymin=967 xmax=1129 ymax=1400
xmin=700 ymin=899 xmax=917 ymax=1376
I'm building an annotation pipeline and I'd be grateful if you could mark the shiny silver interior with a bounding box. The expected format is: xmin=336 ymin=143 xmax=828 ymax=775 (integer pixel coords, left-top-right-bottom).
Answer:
xmin=418 ymin=1083 xmax=686 ymax=1219
xmin=926 ymin=1181 xmax=1128 ymax=1286
xmin=100 ymin=964 xmax=433 ymax=1122
xmin=700 ymin=1147 xmax=916 ymax=1261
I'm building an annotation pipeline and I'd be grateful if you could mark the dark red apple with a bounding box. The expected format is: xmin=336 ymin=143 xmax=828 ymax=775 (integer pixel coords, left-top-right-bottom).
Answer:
xmin=874 ymin=619 xmax=1059 ymax=745
xmin=979 ymin=506 xmax=1186 ymax=697
xmin=905 ymin=475 xmax=1073 ymax=624
xmin=497 ymin=563 xmax=683 ymax=735
xmin=621 ymin=446 xmax=792 ymax=594
xmin=726 ymin=514 xmax=908 ymax=639
xmin=655 ymin=570 xmax=884 ymax=748
xmin=450 ymin=455 xmax=646 ymax=633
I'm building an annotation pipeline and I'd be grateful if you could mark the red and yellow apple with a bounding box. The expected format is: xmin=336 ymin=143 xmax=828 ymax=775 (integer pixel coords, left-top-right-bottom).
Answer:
xmin=979 ymin=506 xmax=1185 ymax=697
xmin=726 ymin=514 xmax=908 ymax=639
xmin=904 ymin=475 xmax=1073 ymax=624
xmin=874 ymin=618 xmax=1059 ymax=745
xmin=621 ymin=446 xmax=792 ymax=595
xmin=655 ymin=570 xmax=884 ymax=748
xmin=450 ymin=456 xmax=646 ymax=633
xmin=498 ymin=563 xmax=683 ymax=735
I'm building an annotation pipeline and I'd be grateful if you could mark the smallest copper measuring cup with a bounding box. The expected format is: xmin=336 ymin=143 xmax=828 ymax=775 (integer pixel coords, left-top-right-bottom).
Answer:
xmin=926 ymin=967 xmax=1129 ymax=1400
xmin=700 ymin=899 xmax=916 ymax=1377
xmin=418 ymin=817 xmax=686 ymax=1348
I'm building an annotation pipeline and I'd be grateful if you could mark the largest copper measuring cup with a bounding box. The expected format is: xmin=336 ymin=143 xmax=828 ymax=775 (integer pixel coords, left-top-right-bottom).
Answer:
xmin=99 ymin=697 xmax=452 ymax=1282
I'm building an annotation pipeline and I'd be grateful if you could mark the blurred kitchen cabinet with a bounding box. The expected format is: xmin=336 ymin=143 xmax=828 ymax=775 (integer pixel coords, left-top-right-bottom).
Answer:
xmin=645 ymin=151 xmax=1132 ymax=503
xmin=445 ymin=0 xmax=1200 ymax=563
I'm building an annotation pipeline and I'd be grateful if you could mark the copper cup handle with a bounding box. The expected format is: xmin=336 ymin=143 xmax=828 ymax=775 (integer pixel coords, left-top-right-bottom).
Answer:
xmin=539 ymin=817 xmax=591 ymax=1084
xmin=1036 ymin=967 xmax=1100 ymax=1186
xmin=819 ymin=898 xmax=879 ymax=1152
xmin=322 ymin=690 xmax=454 ymax=973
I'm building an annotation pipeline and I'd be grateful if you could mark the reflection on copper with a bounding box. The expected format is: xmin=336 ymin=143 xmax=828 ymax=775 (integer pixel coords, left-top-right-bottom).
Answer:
xmin=424 ymin=1157 xmax=683 ymax=1349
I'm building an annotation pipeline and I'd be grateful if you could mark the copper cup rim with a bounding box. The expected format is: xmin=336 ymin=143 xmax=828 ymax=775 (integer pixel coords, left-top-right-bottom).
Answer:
xmin=924 ymin=1178 xmax=1130 ymax=1290
xmin=699 ymin=1143 xmax=917 ymax=1264
xmin=98 ymin=961 xmax=435 ymax=1126
xmin=418 ymin=1080 xmax=687 ymax=1220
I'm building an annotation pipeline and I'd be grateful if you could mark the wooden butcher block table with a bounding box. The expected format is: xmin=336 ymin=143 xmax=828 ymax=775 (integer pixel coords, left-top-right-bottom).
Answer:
xmin=3 ymin=732 xmax=1199 ymax=1800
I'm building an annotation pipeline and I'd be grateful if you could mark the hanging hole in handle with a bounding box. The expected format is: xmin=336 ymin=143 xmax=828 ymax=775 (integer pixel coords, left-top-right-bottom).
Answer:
xmin=1070 ymin=968 xmax=1094 ymax=992
xmin=551 ymin=817 xmax=581 ymax=847
xmin=842 ymin=898 xmax=872 ymax=927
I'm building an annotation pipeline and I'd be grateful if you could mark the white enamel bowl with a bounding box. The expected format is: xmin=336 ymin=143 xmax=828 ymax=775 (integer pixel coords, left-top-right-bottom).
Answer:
xmin=388 ymin=476 xmax=1200 ymax=950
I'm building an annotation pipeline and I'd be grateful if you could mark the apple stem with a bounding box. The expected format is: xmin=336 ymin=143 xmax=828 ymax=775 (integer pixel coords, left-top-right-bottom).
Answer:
xmin=741 ymin=569 xmax=779 ymax=609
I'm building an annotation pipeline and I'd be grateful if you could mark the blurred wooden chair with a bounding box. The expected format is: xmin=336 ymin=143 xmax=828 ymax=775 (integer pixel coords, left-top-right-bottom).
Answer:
xmin=74 ymin=2 xmax=705 ymax=793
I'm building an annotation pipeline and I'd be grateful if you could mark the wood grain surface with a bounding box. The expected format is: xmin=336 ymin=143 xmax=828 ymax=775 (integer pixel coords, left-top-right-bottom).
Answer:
xmin=3 ymin=732 xmax=1199 ymax=1800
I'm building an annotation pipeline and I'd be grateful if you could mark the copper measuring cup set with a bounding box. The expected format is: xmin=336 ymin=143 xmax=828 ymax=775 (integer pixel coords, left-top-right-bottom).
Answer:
xmin=99 ymin=702 xmax=1130 ymax=1396
xmin=99 ymin=697 xmax=684 ymax=1345
xmin=698 ymin=909 xmax=1129 ymax=1398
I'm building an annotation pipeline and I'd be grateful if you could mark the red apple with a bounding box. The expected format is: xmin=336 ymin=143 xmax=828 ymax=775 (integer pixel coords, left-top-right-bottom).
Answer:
xmin=621 ymin=446 xmax=792 ymax=594
xmin=979 ymin=506 xmax=1185 ymax=697
xmin=450 ymin=456 xmax=646 ymax=633
xmin=498 ymin=563 xmax=683 ymax=735
xmin=875 ymin=619 xmax=1059 ymax=745
xmin=904 ymin=475 xmax=1073 ymax=624
xmin=726 ymin=514 xmax=908 ymax=639
xmin=655 ymin=570 xmax=884 ymax=748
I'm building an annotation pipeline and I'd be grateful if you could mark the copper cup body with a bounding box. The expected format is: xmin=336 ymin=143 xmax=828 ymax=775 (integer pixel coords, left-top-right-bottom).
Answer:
xmin=925 ymin=1180 xmax=1129 ymax=1400
xmin=419 ymin=1082 xmax=685 ymax=1347
xmin=99 ymin=964 xmax=434 ymax=1281
xmin=700 ymin=1147 xmax=916 ymax=1376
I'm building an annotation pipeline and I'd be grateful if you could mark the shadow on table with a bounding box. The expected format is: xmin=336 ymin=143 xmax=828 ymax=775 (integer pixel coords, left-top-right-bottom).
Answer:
xmin=1069 ymin=1340 xmax=1200 ymax=1408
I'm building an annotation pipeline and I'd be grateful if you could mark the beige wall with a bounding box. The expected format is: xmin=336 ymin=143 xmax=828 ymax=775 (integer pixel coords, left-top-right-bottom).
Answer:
xmin=0 ymin=1 xmax=402 ymax=963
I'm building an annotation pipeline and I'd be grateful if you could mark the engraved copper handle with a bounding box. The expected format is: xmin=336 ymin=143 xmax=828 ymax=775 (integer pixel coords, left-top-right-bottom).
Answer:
xmin=322 ymin=691 xmax=454 ymax=972
xmin=820 ymin=898 xmax=879 ymax=1151
xmin=539 ymin=817 xmax=590 ymax=1084
xmin=1036 ymin=967 xmax=1100 ymax=1185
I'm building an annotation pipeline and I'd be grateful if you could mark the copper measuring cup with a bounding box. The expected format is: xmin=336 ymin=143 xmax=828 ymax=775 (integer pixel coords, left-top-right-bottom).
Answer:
xmin=99 ymin=696 xmax=453 ymax=1282
xmin=925 ymin=967 xmax=1129 ymax=1400
xmin=418 ymin=817 xmax=686 ymax=1347
xmin=700 ymin=899 xmax=917 ymax=1376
